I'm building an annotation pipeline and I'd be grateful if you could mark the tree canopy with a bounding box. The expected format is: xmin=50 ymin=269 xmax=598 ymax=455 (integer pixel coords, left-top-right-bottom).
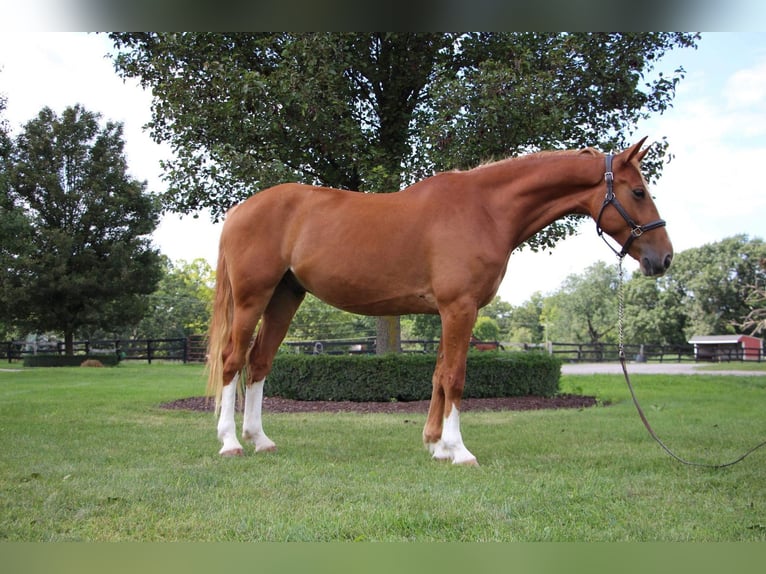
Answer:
xmin=659 ymin=235 xmax=766 ymax=339
xmin=740 ymin=257 xmax=766 ymax=336
xmin=0 ymin=91 xmax=21 ymax=339
xmin=130 ymin=257 xmax=215 ymax=340
xmin=2 ymin=105 xmax=163 ymax=352
xmin=108 ymin=33 xmax=698 ymax=248
xmin=107 ymin=32 xmax=698 ymax=352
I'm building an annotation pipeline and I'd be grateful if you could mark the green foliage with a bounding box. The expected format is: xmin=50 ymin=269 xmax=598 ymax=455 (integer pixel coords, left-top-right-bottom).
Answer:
xmin=472 ymin=316 xmax=500 ymax=341
xmin=23 ymin=354 xmax=120 ymax=367
xmin=286 ymin=294 xmax=376 ymax=341
xmin=507 ymin=293 xmax=547 ymax=343
xmin=622 ymin=272 xmax=687 ymax=345
xmin=740 ymin=257 xmax=766 ymax=336
xmin=658 ymin=235 xmax=766 ymax=339
xmin=0 ymin=95 xmax=31 ymax=340
xmin=266 ymin=351 xmax=560 ymax=401
xmin=501 ymin=236 xmax=766 ymax=346
xmin=479 ymin=296 xmax=514 ymax=337
xmin=543 ymin=261 xmax=619 ymax=344
xmin=2 ymin=105 xmax=163 ymax=352
xmin=409 ymin=314 xmax=442 ymax=340
xmin=109 ymin=32 xmax=698 ymax=255
xmin=131 ymin=257 xmax=214 ymax=339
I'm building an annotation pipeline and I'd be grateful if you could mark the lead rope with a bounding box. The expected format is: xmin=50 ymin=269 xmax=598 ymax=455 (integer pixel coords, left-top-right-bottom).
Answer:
xmin=616 ymin=258 xmax=766 ymax=468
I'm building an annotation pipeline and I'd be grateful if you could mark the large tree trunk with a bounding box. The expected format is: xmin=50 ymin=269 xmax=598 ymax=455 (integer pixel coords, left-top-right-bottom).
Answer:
xmin=64 ymin=330 xmax=75 ymax=356
xmin=376 ymin=315 xmax=401 ymax=354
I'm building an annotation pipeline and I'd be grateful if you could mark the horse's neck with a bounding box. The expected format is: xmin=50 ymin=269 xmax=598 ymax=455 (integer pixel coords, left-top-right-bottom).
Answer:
xmin=477 ymin=154 xmax=603 ymax=249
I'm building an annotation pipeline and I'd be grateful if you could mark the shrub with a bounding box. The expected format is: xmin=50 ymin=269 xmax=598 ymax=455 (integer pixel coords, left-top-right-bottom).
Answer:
xmin=266 ymin=351 xmax=560 ymax=402
xmin=23 ymin=354 xmax=121 ymax=367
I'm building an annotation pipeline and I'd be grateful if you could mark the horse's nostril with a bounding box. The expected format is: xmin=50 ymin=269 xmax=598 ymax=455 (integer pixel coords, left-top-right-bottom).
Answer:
xmin=664 ymin=254 xmax=673 ymax=270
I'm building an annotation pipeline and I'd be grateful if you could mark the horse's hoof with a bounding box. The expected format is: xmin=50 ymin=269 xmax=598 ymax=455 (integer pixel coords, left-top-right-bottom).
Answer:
xmin=454 ymin=457 xmax=479 ymax=467
xmin=219 ymin=447 xmax=244 ymax=457
xmin=255 ymin=444 xmax=277 ymax=453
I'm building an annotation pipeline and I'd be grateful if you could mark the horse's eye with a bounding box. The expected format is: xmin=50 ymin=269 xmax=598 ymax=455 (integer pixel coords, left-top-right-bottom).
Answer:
xmin=632 ymin=188 xmax=646 ymax=199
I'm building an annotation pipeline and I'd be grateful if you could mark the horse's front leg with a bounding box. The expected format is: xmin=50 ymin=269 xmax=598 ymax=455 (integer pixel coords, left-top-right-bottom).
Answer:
xmin=432 ymin=396 xmax=477 ymax=465
xmin=425 ymin=300 xmax=479 ymax=466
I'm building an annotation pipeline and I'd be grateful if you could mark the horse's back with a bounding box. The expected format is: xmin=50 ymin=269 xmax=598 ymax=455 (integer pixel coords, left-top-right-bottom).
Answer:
xmin=223 ymin=181 xmax=441 ymax=249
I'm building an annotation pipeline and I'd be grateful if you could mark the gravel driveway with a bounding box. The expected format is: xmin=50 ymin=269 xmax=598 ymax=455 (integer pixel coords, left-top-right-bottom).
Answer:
xmin=561 ymin=362 xmax=760 ymax=376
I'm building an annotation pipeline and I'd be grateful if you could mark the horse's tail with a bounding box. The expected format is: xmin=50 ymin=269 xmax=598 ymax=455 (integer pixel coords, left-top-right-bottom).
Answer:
xmin=206 ymin=247 xmax=235 ymax=414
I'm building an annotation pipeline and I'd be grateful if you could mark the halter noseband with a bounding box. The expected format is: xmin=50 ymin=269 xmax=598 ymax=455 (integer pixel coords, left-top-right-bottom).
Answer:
xmin=596 ymin=154 xmax=666 ymax=259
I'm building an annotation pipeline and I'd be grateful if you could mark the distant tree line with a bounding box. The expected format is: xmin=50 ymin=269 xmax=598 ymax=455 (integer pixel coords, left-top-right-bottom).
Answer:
xmin=502 ymin=235 xmax=766 ymax=346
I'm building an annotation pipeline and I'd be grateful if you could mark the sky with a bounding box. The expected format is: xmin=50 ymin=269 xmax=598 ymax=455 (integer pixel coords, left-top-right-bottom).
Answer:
xmin=1 ymin=32 xmax=765 ymax=306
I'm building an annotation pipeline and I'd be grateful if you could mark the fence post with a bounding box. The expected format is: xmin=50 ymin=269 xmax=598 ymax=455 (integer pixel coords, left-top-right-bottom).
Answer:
xmin=147 ymin=339 xmax=153 ymax=364
xmin=183 ymin=337 xmax=189 ymax=363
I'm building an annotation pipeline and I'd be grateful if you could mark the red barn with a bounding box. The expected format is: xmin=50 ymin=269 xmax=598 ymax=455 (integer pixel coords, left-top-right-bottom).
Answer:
xmin=688 ymin=334 xmax=763 ymax=361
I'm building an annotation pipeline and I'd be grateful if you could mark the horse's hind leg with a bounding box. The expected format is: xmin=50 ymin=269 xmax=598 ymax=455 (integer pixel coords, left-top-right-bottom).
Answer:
xmin=218 ymin=371 xmax=244 ymax=456
xmin=218 ymin=296 xmax=271 ymax=456
xmin=243 ymin=275 xmax=305 ymax=453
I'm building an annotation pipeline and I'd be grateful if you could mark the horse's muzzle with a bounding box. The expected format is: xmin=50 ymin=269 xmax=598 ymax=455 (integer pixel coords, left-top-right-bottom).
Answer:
xmin=641 ymin=252 xmax=673 ymax=277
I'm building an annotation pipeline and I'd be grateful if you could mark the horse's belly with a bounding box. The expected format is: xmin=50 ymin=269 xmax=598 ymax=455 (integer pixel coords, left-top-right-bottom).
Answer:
xmin=294 ymin=269 xmax=439 ymax=316
xmin=334 ymin=294 xmax=439 ymax=316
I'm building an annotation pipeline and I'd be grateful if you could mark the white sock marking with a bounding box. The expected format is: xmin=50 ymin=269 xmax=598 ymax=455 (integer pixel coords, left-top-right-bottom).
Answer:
xmin=243 ymin=378 xmax=276 ymax=452
xmin=431 ymin=405 xmax=477 ymax=465
xmin=217 ymin=374 xmax=243 ymax=455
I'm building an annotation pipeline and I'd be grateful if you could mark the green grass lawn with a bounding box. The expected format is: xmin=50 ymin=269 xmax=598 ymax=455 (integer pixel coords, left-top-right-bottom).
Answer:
xmin=0 ymin=363 xmax=764 ymax=541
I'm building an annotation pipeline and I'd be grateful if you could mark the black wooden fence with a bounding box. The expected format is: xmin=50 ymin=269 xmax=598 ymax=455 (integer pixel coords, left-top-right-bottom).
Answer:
xmin=549 ymin=341 xmax=764 ymax=363
xmin=4 ymin=336 xmax=762 ymax=364
xmin=3 ymin=335 xmax=207 ymax=364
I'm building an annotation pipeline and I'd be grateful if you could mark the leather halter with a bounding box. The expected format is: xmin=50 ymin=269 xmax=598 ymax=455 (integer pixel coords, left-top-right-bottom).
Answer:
xmin=596 ymin=154 xmax=666 ymax=259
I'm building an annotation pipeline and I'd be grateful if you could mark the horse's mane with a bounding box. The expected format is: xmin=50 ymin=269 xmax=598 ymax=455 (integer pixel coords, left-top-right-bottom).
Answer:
xmin=469 ymin=146 xmax=601 ymax=172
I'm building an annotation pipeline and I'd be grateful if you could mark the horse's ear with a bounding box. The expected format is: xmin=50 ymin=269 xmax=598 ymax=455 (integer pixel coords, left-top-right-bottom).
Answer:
xmin=625 ymin=136 xmax=649 ymax=163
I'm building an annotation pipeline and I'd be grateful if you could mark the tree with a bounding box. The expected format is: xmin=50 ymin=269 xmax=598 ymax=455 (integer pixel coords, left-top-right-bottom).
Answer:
xmin=409 ymin=313 xmax=442 ymax=341
xmin=478 ymin=296 xmax=514 ymax=338
xmin=544 ymin=261 xmax=620 ymax=345
xmin=3 ymin=105 xmax=162 ymax=353
xmin=472 ymin=316 xmax=500 ymax=341
xmin=0 ymin=88 xmax=27 ymax=340
xmin=740 ymin=257 xmax=766 ymax=336
xmin=506 ymin=238 xmax=766 ymax=347
xmin=659 ymin=235 xmax=766 ymax=339
xmin=507 ymin=293 xmax=546 ymax=343
xmin=131 ymin=257 xmax=214 ymax=339
xmin=622 ymin=273 xmax=687 ymax=346
xmin=107 ymin=32 xmax=699 ymax=351
xmin=286 ymin=293 xmax=376 ymax=341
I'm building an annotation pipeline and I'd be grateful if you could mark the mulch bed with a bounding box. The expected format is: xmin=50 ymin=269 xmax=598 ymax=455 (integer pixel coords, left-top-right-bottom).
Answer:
xmin=161 ymin=394 xmax=598 ymax=414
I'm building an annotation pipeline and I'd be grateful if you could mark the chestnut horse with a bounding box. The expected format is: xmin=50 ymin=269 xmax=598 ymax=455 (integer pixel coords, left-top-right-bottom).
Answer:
xmin=206 ymin=138 xmax=672 ymax=465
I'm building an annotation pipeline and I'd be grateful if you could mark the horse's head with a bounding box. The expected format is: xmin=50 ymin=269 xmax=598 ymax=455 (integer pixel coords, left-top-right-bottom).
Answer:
xmin=593 ymin=138 xmax=673 ymax=276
